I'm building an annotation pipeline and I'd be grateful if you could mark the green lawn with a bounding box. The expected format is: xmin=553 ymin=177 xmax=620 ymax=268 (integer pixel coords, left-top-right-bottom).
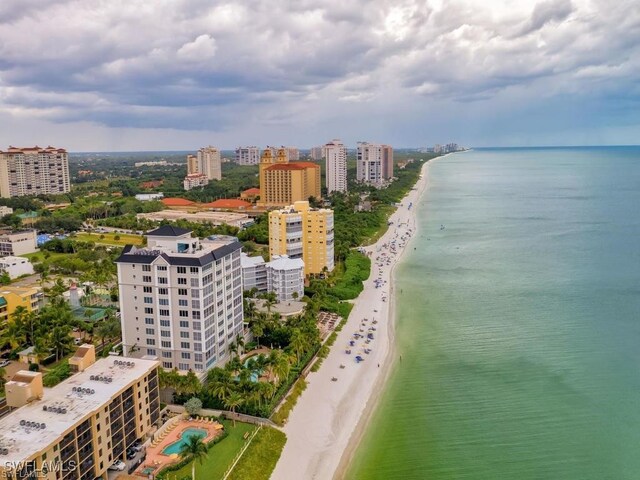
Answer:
xmin=227 ymin=427 xmax=286 ymax=480
xmin=20 ymin=251 xmax=69 ymax=263
xmin=72 ymin=232 xmax=144 ymax=246
xmin=167 ymin=420 xmax=255 ymax=480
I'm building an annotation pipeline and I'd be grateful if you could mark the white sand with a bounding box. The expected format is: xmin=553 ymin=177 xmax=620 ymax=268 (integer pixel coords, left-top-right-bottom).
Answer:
xmin=271 ymin=159 xmax=434 ymax=480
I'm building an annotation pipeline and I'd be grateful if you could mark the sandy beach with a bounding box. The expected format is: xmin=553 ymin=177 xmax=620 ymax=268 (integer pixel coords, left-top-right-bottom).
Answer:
xmin=271 ymin=158 xmax=435 ymax=480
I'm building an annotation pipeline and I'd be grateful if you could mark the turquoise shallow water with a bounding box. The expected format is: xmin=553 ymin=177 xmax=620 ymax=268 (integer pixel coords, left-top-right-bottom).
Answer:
xmin=162 ymin=428 xmax=207 ymax=455
xmin=347 ymin=147 xmax=640 ymax=480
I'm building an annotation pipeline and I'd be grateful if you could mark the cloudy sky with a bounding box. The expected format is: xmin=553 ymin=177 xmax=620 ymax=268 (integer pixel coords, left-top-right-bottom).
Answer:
xmin=1 ymin=0 xmax=639 ymax=151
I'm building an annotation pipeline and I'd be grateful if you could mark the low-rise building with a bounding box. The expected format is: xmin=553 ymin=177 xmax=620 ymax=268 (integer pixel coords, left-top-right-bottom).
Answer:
xmin=0 ymin=256 xmax=34 ymax=279
xmin=0 ymin=353 xmax=160 ymax=480
xmin=137 ymin=210 xmax=253 ymax=229
xmin=266 ymin=255 xmax=305 ymax=302
xmin=241 ymin=253 xmax=304 ymax=301
xmin=0 ymin=229 xmax=38 ymax=256
xmin=135 ymin=193 xmax=164 ymax=202
xmin=0 ymin=206 xmax=13 ymax=217
xmin=241 ymin=254 xmax=268 ymax=293
xmin=183 ymin=173 xmax=209 ymax=191
xmin=239 ymin=188 xmax=261 ymax=202
xmin=0 ymin=285 xmax=43 ymax=324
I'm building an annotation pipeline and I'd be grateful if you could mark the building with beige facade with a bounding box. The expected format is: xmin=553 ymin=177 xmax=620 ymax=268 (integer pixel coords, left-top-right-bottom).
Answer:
xmin=183 ymin=173 xmax=209 ymax=191
xmin=116 ymin=226 xmax=244 ymax=376
xmin=197 ymin=146 xmax=222 ymax=180
xmin=356 ymin=142 xmax=394 ymax=186
xmin=0 ymin=146 xmax=71 ymax=198
xmin=268 ymin=201 xmax=334 ymax=276
xmin=0 ymin=229 xmax=37 ymax=257
xmin=258 ymin=149 xmax=321 ymax=207
xmin=0 ymin=350 xmax=160 ymax=480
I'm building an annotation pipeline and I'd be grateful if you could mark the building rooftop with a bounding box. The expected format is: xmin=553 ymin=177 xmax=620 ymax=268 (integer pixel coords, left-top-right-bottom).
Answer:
xmin=116 ymin=238 xmax=242 ymax=267
xmin=1 ymin=146 xmax=67 ymax=154
xmin=241 ymin=188 xmax=261 ymax=195
xmin=0 ymin=356 xmax=159 ymax=464
xmin=268 ymin=255 xmax=305 ymax=271
xmin=241 ymin=253 xmax=266 ymax=268
xmin=161 ymin=197 xmax=196 ymax=207
xmin=203 ymin=199 xmax=251 ymax=209
xmin=146 ymin=225 xmax=192 ymax=237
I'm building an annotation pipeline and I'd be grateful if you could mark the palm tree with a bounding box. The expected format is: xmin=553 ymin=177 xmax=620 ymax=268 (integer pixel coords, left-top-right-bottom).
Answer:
xmin=288 ymin=328 xmax=307 ymax=364
xmin=268 ymin=350 xmax=292 ymax=385
xmin=261 ymin=292 xmax=277 ymax=314
xmin=179 ymin=434 xmax=208 ymax=480
xmin=235 ymin=334 xmax=245 ymax=357
xmin=223 ymin=392 xmax=244 ymax=427
xmin=49 ymin=326 xmax=73 ymax=362
xmin=0 ymin=366 xmax=6 ymax=391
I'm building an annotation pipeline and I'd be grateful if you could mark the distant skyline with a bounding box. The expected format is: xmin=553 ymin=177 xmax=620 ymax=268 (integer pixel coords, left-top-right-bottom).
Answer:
xmin=1 ymin=0 xmax=638 ymax=151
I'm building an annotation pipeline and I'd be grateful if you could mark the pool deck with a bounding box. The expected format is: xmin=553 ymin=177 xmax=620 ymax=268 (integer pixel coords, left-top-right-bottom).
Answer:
xmin=134 ymin=418 xmax=224 ymax=476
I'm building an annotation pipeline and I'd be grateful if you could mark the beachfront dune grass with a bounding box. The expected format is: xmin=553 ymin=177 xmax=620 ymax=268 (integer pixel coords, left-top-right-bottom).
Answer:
xmin=227 ymin=427 xmax=287 ymax=480
xmin=328 ymin=251 xmax=371 ymax=300
xmin=271 ymin=378 xmax=308 ymax=426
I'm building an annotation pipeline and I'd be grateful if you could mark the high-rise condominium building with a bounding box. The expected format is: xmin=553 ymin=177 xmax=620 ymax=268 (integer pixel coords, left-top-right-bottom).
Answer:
xmin=258 ymin=148 xmax=321 ymax=207
xmin=310 ymin=146 xmax=324 ymax=161
xmin=269 ymin=201 xmax=334 ymax=275
xmin=0 ymin=347 xmax=159 ymax=480
xmin=188 ymin=147 xmax=221 ymax=180
xmin=0 ymin=146 xmax=70 ymax=198
xmin=235 ymin=147 xmax=261 ymax=165
xmin=356 ymin=142 xmax=394 ymax=185
xmin=283 ymin=146 xmax=300 ymax=161
xmin=116 ymin=226 xmax=244 ymax=376
xmin=324 ymin=139 xmax=348 ymax=194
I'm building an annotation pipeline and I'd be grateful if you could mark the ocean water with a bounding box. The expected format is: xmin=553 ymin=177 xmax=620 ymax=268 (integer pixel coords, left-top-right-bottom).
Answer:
xmin=346 ymin=147 xmax=640 ymax=480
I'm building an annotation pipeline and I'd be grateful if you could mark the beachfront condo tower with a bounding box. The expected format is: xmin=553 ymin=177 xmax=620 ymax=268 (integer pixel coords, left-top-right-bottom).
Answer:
xmin=268 ymin=201 xmax=334 ymax=276
xmin=116 ymin=226 xmax=244 ymax=376
xmin=356 ymin=142 xmax=394 ymax=186
xmin=0 ymin=146 xmax=71 ymax=198
xmin=324 ymin=139 xmax=348 ymax=194
xmin=258 ymin=148 xmax=321 ymax=207
xmin=0 ymin=347 xmax=160 ymax=480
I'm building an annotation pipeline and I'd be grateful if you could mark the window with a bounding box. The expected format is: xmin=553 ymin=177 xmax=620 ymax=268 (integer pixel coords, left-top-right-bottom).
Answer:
xmin=161 ymin=341 xmax=172 ymax=348
xmin=190 ymin=278 xmax=199 ymax=287
xmin=159 ymin=309 xmax=169 ymax=316
xmin=179 ymin=320 xmax=189 ymax=328
xmin=145 ymin=328 xmax=154 ymax=335
xmin=160 ymin=319 xmax=170 ymax=327
xmin=147 ymin=348 xmax=156 ymax=355
xmin=179 ymin=310 xmax=189 ymax=317
xmin=143 ymin=286 xmax=152 ymax=293
xmin=160 ymin=330 xmax=171 ymax=337
xmin=181 ymin=352 xmax=191 ymax=359
xmin=193 ymin=332 xmax=202 ymax=341
xmin=144 ymin=318 xmax=154 ymax=325
xmin=178 ymin=363 xmax=190 ymax=370
xmin=191 ymin=300 xmax=200 ymax=309
xmin=142 ymin=265 xmax=151 ymax=272
xmin=159 ymin=298 xmax=169 ymax=306
xmin=143 ymin=276 xmax=152 ymax=283
xmin=178 ymin=288 xmax=188 ymax=296
xmin=177 ymin=267 xmax=187 ymax=274
xmin=158 ymin=277 xmax=168 ymax=284
xmin=195 ymin=364 xmax=203 ymax=371
xmin=180 ymin=342 xmax=190 ymax=349
xmin=159 ymin=288 xmax=168 ymax=295
xmin=190 ymin=267 xmax=199 ymax=273
xmin=146 ymin=339 xmax=155 ymax=346
xmin=144 ymin=307 xmax=153 ymax=314
xmin=143 ymin=296 xmax=153 ymax=304
xmin=162 ymin=361 xmax=173 ymax=369
xmin=177 ymin=278 xmax=187 ymax=285
xmin=162 ymin=351 xmax=172 ymax=358
xmin=178 ymin=299 xmax=188 ymax=307
xmin=180 ymin=331 xmax=190 ymax=338
xmin=157 ymin=265 xmax=167 ymax=271
xmin=194 ymin=353 xmax=203 ymax=362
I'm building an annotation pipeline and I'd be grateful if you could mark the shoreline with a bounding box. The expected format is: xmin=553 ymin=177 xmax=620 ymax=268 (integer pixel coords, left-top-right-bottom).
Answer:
xmin=333 ymin=155 xmax=439 ymax=479
xmin=271 ymin=156 xmax=443 ymax=480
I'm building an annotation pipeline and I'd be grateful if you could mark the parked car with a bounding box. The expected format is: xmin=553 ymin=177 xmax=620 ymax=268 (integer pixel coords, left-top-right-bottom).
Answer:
xmin=108 ymin=460 xmax=126 ymax=471
xmin=126 ymin=448 xmax=136 ymax=460
xmin=132 ymin=442 xmax=144 ymax=452
xmin=0 ymin=360 xmax=11 ymax=368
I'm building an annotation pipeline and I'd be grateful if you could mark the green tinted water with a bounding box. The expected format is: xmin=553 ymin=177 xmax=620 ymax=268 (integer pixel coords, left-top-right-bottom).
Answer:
xmin=347 ymin=147 xmax=640 ymax=479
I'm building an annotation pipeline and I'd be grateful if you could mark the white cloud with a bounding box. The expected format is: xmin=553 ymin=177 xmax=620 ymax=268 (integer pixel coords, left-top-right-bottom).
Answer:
xmin=177 ymin=34 xmax=218 ymax=62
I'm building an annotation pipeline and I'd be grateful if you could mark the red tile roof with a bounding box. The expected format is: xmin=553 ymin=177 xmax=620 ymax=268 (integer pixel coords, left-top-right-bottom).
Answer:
xmin=241 ymin=188 xmax=261 ymax=195
xmin=161 ymin=197 xmax=196 ymax=207
xmin=203 ymin=199 xmax=251 ymax=209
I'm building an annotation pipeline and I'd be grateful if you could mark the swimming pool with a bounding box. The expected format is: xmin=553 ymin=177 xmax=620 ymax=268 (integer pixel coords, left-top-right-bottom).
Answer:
xmin=162 ymin=428 xmax=208 ymax=455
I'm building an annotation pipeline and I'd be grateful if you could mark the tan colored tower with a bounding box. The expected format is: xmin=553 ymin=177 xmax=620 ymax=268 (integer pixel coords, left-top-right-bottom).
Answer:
xmin=259 ymin=148 xmax=321 ymax=207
